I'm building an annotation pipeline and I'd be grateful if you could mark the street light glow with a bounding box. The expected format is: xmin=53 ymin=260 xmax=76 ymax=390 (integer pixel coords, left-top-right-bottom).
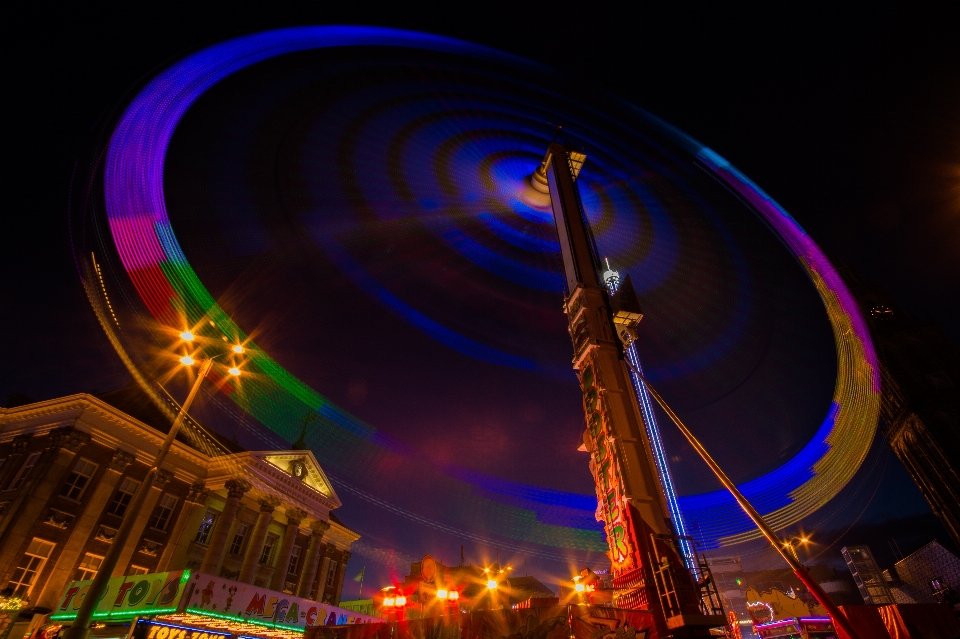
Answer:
xmin=394 ymin=595 xmax=406 ymax=607
xmin=383 ymin=596 xmax=395 ymax=607
xmin=486 ymin=579 xmax=497 ymax=590
xmin=179 ymin=355 xmax=195 ymax=366
xmin=180 ymin=331 xmax=195 ymax=342
xmin=448 ymin=591 xmax=459 ymax=600
xmin=575 ymin=583 xmax=586 ymax=593
xmin=437 ymin=589 xmax=448 ymax=599
xmin=232 ymin=344 xmax=244 ymax=354
xmin=228 ymin=367 xmax=241 ymax=376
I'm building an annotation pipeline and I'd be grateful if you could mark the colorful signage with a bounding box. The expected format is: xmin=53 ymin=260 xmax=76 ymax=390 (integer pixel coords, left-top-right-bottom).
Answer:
xmin=51 ymin=571 xmax=191 ymax=621
xmin=182 ymin=573 xmax=380 ymax=631
xmin=133 ymin=619 xmax=232 ymax=639
xmin=579 ymin=355 xmax=635 ymax=573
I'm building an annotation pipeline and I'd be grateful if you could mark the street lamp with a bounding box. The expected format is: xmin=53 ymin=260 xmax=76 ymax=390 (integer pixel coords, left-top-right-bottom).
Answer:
xmin=62 ymin=332 xmax=243 ymax=639
xmin=783 ymin=535 xmax=813 ymax=562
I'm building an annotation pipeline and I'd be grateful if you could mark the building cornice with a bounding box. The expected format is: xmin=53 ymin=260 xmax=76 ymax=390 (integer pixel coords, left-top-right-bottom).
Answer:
xmin=0 ymin=394 xmax=208 ymax=483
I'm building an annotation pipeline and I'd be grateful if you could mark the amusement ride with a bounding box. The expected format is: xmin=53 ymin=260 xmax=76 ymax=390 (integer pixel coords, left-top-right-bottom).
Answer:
xmin=68 ymin=27 xmax=881 ymax=638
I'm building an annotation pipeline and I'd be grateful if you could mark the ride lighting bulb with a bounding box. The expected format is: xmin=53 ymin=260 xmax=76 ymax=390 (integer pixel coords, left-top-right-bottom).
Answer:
xmin=180 ymin=356 xmax=195 ymax=366
xmin=437 ymin=590 xmax=448 ymax=599
xmin=232 ymin=344 xmax=244 ymax=354
xmin=394 ymin=596 xmax=406 ymax=607
xmin=575 ymin=583 xmax=585 ymax=593
xmin=180 ymin=331 xmax=195 ymax=342
xmin=384 ymin=597 xmax=395 ymax=607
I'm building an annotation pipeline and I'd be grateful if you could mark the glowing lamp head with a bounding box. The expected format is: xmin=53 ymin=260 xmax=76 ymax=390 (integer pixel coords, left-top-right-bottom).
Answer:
xmin=228 ymin=367 xmax=241 ymax=376
xmin=383 ymin=596 xmax=395 ymax=607
xmin=394 ymin=595 xmax=406 ymax=607
xmin=180 ymin=331 xmax=195 ymax=342
xmin=232 ymin=344 xmax=244 ymax=354
xmin=448 ymin=590 xmax=459 ymax=600
xmin=574 ymin=583 xmax=585 ymax=593
xmin=486 ymin=580 xmax=498 ymax=590
xmin=436 ymin=589 xmax=448 ymax=599
xmin=179 ymin=355 xmax=195 ymax=366
xmin=799 ymin=537 xmax=809 ymax=544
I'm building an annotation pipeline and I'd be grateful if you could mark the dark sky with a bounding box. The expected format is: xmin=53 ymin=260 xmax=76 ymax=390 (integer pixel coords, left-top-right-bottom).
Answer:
xmin=5 ymin=2 xmax=958 ymax=595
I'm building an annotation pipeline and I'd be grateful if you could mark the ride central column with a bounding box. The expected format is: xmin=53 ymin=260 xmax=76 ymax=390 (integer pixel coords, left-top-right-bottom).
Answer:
xmin=543 ymin=142 xmax=717 ymax=636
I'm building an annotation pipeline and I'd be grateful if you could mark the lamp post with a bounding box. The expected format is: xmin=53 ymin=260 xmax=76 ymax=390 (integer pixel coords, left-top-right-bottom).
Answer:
xmin=62 ymin=333 xmax=242 ymax=639
xmin=783 ymin=535 xmax=812 ymax=563
xmin=486 ymin=578 xmax=498 ymax=610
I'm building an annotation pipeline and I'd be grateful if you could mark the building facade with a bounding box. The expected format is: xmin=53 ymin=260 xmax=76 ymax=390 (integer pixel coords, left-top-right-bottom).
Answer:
xmin=840 ymin=266 xmax=960 ymax=549
xmin=0 ymin=392 xmax=358 ymax=634
xmin=885 ymin=540 xmax=960 ymax=608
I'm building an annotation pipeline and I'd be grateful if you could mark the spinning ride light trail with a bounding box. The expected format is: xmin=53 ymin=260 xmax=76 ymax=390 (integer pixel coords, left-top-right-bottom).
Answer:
xmin=79 ymin=26 xmax=880 ymax=556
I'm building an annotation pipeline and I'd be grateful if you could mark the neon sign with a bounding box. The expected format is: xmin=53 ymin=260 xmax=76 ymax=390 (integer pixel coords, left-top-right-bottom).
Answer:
xmin=50 ymin=570 xmax=191 ymax=621
xmin=135 ymin=620 xmax=231 ymax=639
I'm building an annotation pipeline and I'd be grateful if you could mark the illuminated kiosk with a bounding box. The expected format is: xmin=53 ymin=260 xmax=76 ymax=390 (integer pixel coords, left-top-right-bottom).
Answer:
xmin=47 ymin=569 xmax=379 ymax=639
xmin=540 ymin=142 xmax=724 ymax=636
xmin=753 ymin=617 xmax=835 ymax=639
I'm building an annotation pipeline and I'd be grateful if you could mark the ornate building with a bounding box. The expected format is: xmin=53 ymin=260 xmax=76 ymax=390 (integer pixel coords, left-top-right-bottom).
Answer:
xmin=0 ymin=391 xmax=357 ymax=632
xmin=839 ymin=266 xmax=960 ymax=550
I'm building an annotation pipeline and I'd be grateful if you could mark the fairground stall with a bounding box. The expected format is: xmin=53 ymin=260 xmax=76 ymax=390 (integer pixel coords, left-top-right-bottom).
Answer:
xmin=38 ymin=570 xmax=379 ymax=639
xmin=753 ymin=617 xmax=835 ymax=639
xmin=303 ymin=605 xmax=659 ymax=639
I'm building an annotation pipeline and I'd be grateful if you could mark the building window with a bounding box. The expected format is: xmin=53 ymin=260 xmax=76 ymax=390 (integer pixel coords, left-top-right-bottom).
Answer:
xmin=229 ymin=523 xmax=250 ymax=555
xmin=149 ymin=494 xmax=178 ymax=531
xmin=260 ymin=533 xmax=279 ymax=565
xmin=74 ymin=553 xmax=104 ymax=581
xmin=9 ymin=452 xmax=41 ymax=491
xmin=107 ymin=477 xmax=140 ymax=517
xmin=129 ymin=565 xmax=150 ymax=576
xmin=288 ymin=545 xmax=302 ymax=575
xmin=7 ymin=538 xmax=55 ymax=596
xmin=195 ymin=509 xmax=218 ymax=545
xmin=60 ymin=458 xmax=98 ymax=501
xmin=326 ymin=560 xmax=338 ymax=587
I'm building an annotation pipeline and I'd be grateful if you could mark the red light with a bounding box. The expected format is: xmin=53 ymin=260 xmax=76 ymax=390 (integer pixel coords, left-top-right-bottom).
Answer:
xmin=395 ymin=595 xmax=407 ymax=607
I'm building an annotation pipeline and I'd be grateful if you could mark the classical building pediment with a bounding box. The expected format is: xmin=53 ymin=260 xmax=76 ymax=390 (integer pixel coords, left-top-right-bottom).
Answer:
xmin=257 ymin=451 xmax=338 ymax=498
xmin=204 ymin=450 xmax=342 ymax=520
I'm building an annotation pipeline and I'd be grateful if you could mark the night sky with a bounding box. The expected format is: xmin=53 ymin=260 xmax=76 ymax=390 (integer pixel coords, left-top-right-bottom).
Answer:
xmin=5 ymin=3 xmax=959 ymax=597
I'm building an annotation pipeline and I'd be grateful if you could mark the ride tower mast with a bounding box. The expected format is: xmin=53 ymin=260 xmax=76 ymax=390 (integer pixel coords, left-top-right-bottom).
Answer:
xmin=538 ymin=143 xmax=723 ymax=636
